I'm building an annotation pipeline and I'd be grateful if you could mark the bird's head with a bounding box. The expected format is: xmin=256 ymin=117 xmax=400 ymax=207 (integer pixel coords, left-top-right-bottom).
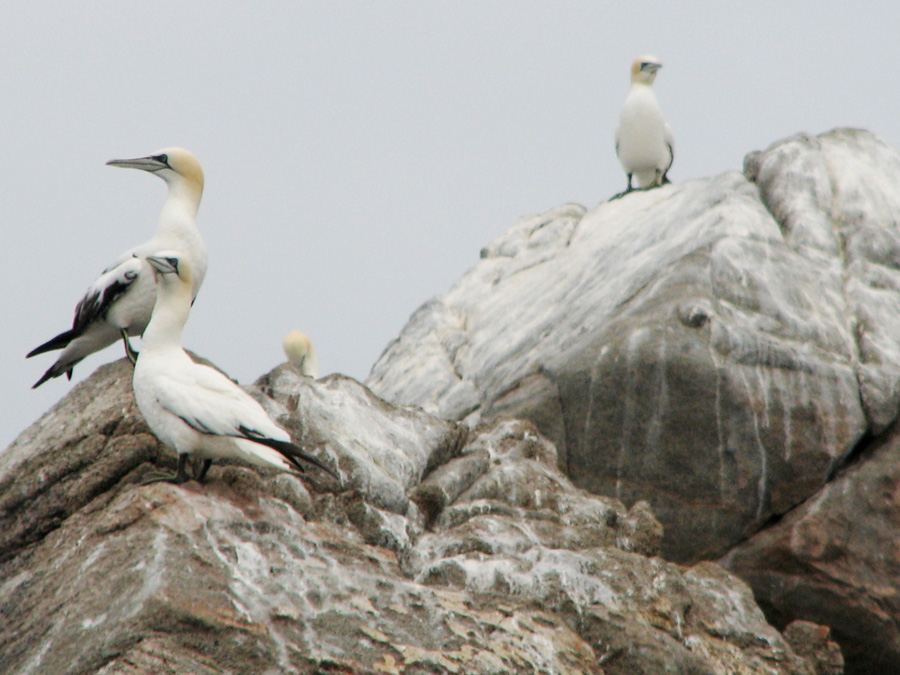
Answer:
xmin=106 ymin=147 xmax=204 ymax=194
xmin=631 ymin=55 xmax=662 ymax=85
xmin=283 ymin=330 xmax=312 ymax=360
xmin=147 ymin=251 xmax=193 ymax=287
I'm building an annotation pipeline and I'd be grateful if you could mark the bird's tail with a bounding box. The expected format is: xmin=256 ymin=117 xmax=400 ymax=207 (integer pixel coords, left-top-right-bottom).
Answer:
xmin=31 ymin=361 xmax=74 ymax=389
xmin=238 ymin=428 xmax=337 ymax=479
xmin=27 ymin=329 xmax=78 ymax=359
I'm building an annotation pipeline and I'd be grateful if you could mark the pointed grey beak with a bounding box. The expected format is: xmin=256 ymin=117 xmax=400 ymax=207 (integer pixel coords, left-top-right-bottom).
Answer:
xmin=106 ymin=155 xmax=169 ymax=172
xmin=146 ymin=255 xmax=179 ymax=276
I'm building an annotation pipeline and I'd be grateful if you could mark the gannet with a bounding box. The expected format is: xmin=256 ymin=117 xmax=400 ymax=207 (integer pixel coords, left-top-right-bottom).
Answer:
xmin=27 ymin=148 xmax=207 ymax=388
xmin=133 ymin=253 xmax=336 ymax=485
xmin=613 ymin=55 xmax=674 ymax=198
xmin=282 ymin=330 xmax=319 ymax=378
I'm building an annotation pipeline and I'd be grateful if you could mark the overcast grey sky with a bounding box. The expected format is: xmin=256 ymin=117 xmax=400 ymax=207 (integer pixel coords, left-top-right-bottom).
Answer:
xmin=3 ymin=2 xmax=899 ymax=449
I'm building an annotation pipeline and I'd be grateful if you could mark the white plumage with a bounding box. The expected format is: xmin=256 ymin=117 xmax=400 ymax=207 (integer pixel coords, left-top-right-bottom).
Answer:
xmin=27 ymin=148 xmax=207 ymax=388
xmin=614 ymin=55 xmax=674 ymax=196
xmin=133 ymin=253 xmax=334 ymax=484
xmin=282 ymin=330 xmax=319 ymax=378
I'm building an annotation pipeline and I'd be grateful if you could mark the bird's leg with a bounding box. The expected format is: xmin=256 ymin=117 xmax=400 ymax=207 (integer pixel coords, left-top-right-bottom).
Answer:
xmin=195 ymin=459 xmax=213 ymax=483
xmin=170 ymin=455 xmax=191 ymax=483
xmin=610 ymin=175 xmax=635 ymax=201
xmin=141 ymin=454 xmax=192 ymax=485
xmin=121 ymin=329 xmax=139 ymax=365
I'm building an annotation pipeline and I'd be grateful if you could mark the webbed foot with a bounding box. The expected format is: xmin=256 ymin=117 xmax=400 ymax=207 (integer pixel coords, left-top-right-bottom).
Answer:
xmin=141 ymin=455 xmax=191 ymax=485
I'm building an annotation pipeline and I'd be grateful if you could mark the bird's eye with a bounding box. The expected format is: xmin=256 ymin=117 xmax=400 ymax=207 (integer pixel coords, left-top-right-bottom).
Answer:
xmin=153 ymin=154 xmax=169 ymax=165
xmin=165 ymin=257 xmax=179 ymax=270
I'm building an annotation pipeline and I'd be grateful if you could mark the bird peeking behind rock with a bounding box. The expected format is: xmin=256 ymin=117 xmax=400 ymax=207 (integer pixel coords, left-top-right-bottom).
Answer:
xmin=283 ymin=330 xmax=319 ymax=378
xmin=27 ymin=148 xmax=207 ymax=387
xmin=132 ymin=251 xmax=336 ymax=486
xmin=612 ymin=55 xmax=674 ymax=199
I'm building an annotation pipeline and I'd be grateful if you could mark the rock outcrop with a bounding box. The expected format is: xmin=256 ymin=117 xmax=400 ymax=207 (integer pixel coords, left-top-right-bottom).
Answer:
xmin=14 ymin=128 xmax=900 ymax=673
xmin=723 ymin=420 xmax=900 ymax=675
xmin=366 ymin=128 xmax=900 ymax=675
xmin=1 ymin=361 xmax=826 ymax=674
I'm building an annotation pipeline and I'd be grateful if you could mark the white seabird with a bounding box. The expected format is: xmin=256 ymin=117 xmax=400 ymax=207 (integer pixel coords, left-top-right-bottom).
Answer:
xmin=282 ymin=330 xmax=319 ymax=378
xmin=613 ymin=55 xmax=674 ymax=198
xmin=133 ymin=252 xmax=335 ymax=485
xmin=27 ymin=148 xmax=208 ymax=388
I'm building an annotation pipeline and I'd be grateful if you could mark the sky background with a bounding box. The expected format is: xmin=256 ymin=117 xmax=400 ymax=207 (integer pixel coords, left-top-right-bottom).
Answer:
xmin=3 ymin=2 xmax=899 ymax=450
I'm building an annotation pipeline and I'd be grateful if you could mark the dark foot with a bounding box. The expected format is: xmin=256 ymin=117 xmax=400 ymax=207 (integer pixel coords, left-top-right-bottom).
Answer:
xmin=655 ymin=167 xmax=673 ymax=186
xmin=653 ymin=168 xmax=671 ymax=187
xmin=610 ymin=186 xmax=635 ymax=201
xmin=121 ymin=329 xmax=139 ymax=365
xmin=195 ymin=459 xmax=213 ymax=483
xmin=141 ymin=455 xmax=191 ymax=485
xmin=610 ymin=175 xmax=635 ymax=201
xmin=140 ymin=471 xmax=189 ymax=485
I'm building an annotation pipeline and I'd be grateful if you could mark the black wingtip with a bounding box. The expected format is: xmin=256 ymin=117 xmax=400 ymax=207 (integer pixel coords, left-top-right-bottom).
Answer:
xmin=237 ymin=427 xmax=337 ymax=479
xmin=32 ymin=371 xmax=53 ymax=389
xmin=279 ymin=441 xmax=338 ymax=479
xmin=31 ymin=363 xmax=76 ymax=389
xmin=27 ymin=329 xmax=78 ymax=359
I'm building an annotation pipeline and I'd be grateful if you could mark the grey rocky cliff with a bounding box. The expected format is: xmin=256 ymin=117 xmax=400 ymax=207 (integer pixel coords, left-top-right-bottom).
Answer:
xmin=366 ymin=128 xmax=900 ymax=675
xmin=0 ymin=360 xmax=829 ymax=674
xmin=722 ymin=419 xmax=900 ymax=675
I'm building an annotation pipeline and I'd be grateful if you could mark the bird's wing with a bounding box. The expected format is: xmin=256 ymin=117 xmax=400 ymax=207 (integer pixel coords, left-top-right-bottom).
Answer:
xmin=663 ymin=122 xmax=675 ymax=175
xmin=151 ymin=360 xmax=336 ymax=477
xmin=71 ymin=255 xmax=144 ymax=334
xmin=152 ymin=364 xmax=285 ymax=442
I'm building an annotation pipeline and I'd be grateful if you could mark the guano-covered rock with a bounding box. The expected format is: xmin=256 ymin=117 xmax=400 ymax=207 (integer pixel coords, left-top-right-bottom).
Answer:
xmin=1 ymin=360 xmax=823 ymax=674
xmin=367 ymin=127 xmax=900 ymax=675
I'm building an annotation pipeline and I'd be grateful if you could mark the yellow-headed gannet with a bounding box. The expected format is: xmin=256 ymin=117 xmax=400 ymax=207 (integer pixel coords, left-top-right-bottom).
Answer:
xmin=613 ymin=55 xmax=674 ymax=198
xmin=133 ymin=253 xmax=336 ymax=485
xmin=282 ymin=330 xmax=319 ymax=378
xmin=27 ymin=148 xmax=207 ymax=388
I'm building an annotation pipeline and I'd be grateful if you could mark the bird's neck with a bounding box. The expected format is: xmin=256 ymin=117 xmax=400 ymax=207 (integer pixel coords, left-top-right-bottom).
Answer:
xmin=157 ymin=179 xmax=202 ymax=235
xmin=301 ymin=346 xmax=319 ymax=378
xmin=142 ymin=283 xmax=192 ymax=351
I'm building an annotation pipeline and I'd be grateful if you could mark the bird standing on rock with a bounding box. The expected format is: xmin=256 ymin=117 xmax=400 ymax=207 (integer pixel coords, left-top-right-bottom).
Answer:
xmin=613 ymin=55 xmax=674 ymax=199
xmin=27 ymin=148 xmax=208 ymax=387
xmin=133 ymin=252 xmax=335 ymax=485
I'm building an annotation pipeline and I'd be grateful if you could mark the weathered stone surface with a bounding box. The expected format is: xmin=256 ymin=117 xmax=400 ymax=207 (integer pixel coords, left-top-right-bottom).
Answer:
xmin=722 ymin=420 xmax=900 ymax=675
xmin=367 ymin=128 xmax=900 ymax=570
xmin=0 ymin=359 xmax=158 ymax=564
xmin=256 ymin=365 xmax=467 ymax=514
xmin=745 ymin=130 xmax=900 ymax=435
xmin=783 ymin=621 xmax=844 ymax=675
xmin=0 ymin=363 xmax=821 ymax=674
xmin=360 ymin=128 xmax=900 ymax=673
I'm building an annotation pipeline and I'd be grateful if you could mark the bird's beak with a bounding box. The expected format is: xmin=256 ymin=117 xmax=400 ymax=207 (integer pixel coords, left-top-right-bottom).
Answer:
xmin=146 ymin=255 xmax=177 ymax=276
xmin=106 ymin=155 xmax=168 ymax=172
